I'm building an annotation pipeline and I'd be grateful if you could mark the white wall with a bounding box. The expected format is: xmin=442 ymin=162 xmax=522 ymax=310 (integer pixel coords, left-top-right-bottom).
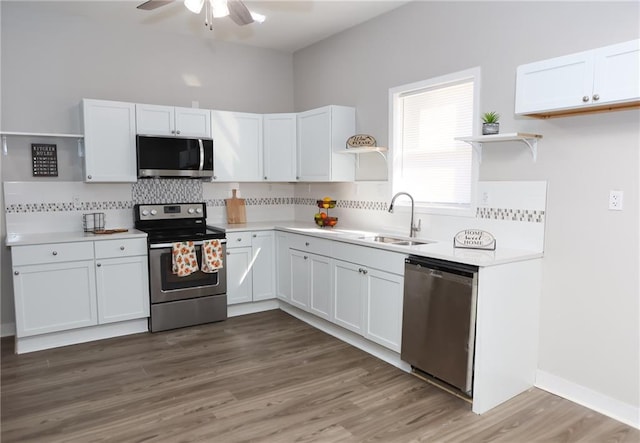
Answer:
xmin=292 ymin=1 xmax=640 ymax=425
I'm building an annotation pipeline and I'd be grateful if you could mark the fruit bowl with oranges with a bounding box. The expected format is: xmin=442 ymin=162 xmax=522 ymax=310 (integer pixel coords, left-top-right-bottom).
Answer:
xmin=314 ymin=197 xmax=338 ymax=227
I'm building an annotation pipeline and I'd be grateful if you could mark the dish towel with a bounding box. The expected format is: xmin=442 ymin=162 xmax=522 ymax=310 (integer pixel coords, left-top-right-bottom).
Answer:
xmin=201 ymin=239 xmax=224 ymax=273
xmin=172 ymin=241 xmax=199 ymax=277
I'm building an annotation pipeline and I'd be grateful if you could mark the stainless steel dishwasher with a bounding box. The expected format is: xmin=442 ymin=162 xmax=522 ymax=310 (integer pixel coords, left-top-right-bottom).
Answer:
xmin=401 ymin=255 xmax=479 ymax=397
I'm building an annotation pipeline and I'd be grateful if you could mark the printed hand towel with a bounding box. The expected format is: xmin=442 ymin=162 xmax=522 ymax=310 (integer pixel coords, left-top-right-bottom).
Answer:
xmin=172 ymin=241 xmax=199 ymax=277
xmin=201 ymin=239 xmax=224 ymax=273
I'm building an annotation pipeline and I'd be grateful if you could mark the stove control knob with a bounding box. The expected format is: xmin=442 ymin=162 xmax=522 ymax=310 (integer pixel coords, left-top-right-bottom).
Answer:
xmin=196 ymin=208 xmax=203 ymax=214
xmin=188 ymin=208 xmax=195 ymax=214
xmin=150 ymin=209 xmax=158 ymax=216
xmin=141 ymin=210 xmax=150 ymax=216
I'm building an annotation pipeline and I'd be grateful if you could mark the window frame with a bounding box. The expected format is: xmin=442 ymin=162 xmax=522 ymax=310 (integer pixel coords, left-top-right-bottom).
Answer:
xmin=388 ymin=67 xmax=481 ymax=217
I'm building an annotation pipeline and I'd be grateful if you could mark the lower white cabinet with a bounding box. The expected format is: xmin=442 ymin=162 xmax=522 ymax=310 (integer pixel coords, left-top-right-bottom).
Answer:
xmin=332 ymin=260 xmax=365 ymax=334
xmin=13 ymin=260 xmax=97 ymax=337
xmin=289 ymin=249 xmax=332 ymax=320
xmin=11 ymin=237 xmax=149 ymax=339
xmin=275 ymin=231 xmax=291 ymax=301
xmin=364 ymin=268 xmax=404 ymax=352
xmin=227 ymin=231 xmax=275 ymax=305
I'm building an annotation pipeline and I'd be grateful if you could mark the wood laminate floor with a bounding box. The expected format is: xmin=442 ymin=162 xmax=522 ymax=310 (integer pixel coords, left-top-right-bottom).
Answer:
xmin=1 ymin=310 xmax=638 ymax=442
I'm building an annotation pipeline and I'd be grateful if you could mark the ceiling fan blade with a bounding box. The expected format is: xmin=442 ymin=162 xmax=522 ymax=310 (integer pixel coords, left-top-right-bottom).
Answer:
xmin=136 ymin=0 xmax=174 ymax=11
xmin=227 ymin=0 xmax=254 ymax=25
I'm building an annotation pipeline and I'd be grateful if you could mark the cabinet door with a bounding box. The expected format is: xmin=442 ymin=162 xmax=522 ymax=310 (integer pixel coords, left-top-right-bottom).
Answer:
xmin=82 ymin=99 xmax=137 ymax=182
xmin=175 ymin=107 xmax=211 ymax=138
xmin=297 ymin=107 xmax=331 ymax=181
xmin=226 ymin=246 xmax=253 ymax=305
xmin=515 ymin=51 xmax=594 ymax=115
xmin=309 ymin=254 xmax=332 ymax=320
xmin=211 ymin=110 xmax=263 ymax=181
xmin=364 ymin=269 xmax=404 ymax=352
xmin=252 ymin=231 xmax=275 ymax=301
xmin=332 ymin=259 xmax=365 ymax=334
xmin=264 ymin=113 xmax=297 ymax=181
xmin=95 ymin=256 xmax=150 ymax=324
xmin=13 ymin=260 xmax=97 ymax=337
xmin=593 ymin=39 xmax=640 ymax=105
xmin=135 ymin=104 xmax=176 ymax=135
xmin=275 ymin=232 xmax=291 ymax=301
xmin=290 ymin=249 xmax=310 ymax=310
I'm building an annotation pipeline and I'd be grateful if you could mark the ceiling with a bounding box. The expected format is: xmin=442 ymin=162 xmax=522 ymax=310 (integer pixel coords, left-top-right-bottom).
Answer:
xmin=47 ymin=0 xmax=410 ymax=53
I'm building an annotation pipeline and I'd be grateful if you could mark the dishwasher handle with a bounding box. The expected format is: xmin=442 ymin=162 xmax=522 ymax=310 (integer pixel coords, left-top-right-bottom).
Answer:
xmin=406 ymin=255 xmax=478 ymax=277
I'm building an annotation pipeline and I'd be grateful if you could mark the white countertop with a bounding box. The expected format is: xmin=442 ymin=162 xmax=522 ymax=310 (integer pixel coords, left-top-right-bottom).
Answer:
xmin=208 ymin=221 xmax=543 ymax=267
xmin=6 ymin=229 xmax=147 ymax=247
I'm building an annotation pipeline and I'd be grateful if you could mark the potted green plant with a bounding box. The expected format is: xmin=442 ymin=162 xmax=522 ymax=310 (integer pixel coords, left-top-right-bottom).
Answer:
xmin=482 ymin=111 xmax=500 ymax=135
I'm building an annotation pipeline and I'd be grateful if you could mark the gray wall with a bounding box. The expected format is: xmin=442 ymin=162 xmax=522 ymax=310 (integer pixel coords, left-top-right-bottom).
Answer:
xmin=293 ymin=2 xmax=639 ymax=413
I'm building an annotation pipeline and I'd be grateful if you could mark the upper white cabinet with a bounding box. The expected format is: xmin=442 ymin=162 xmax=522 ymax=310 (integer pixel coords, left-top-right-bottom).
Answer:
xmin=297 ymin=105 xmax=356 ymax=181
xmin=263 ymin=113 xmax=297 ymax=182
xmin=211 ymin=110 xmax=263 ymax=182
xmin=82 ymin=99 xmax=137 ymax=182
xmin=516 ymin=39 xmax=640 ymax=116
xmin=136 ymin=104 xmax=211 ymax=138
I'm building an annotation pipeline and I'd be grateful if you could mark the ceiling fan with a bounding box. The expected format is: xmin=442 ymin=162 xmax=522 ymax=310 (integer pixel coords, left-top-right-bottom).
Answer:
xmin=137 ymin=0 xmax=265 ymax=29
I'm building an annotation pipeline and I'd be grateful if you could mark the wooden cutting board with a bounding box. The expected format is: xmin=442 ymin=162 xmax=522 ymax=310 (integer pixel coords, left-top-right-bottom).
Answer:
xmin=94 ymin=228 xmax=129 ymax=235
xmin=225 ymin=189 xmax=246 ymax=224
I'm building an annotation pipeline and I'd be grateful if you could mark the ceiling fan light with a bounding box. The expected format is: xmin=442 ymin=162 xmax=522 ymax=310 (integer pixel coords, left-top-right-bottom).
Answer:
xmin=211 ymin=0 xmax=229 ymax=18
xmin=184 ymin=0 xmax=204 ymax=14
xmin=250 ymin=11 xmax=266 ymax=23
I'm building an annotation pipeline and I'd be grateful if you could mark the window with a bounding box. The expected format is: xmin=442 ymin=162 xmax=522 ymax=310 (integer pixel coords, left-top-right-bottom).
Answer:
xmin=389 ymin=67 xmax=480 ymax=215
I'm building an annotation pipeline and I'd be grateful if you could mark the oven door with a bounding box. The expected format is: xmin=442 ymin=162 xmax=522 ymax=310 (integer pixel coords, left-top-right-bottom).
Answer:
xmin=149 ymin=240 xmax=227 ymax=304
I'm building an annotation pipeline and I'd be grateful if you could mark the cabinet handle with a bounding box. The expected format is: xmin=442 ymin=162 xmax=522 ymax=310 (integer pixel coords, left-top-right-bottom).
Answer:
xmin=296 ymin=176 xmax=300 ymax=180
xmin=592 ymin=94 xmax=600 ymax=101
xmin=14 ymin=271 xmax=19 ymax=276
xmin=171 ymin=130 xmax=175 ymax=134
xmin=52 ymin=251 xmax=58 ymax=256
xmin=97 ymin=263 xmax=102 ymax=267
xmin=252 ymin=234 xmax=257 ymax=238
xmin=305 ymin=242 xmax=310 ymax=246
xmin=582 ymin=95 xmax=590 ymax=102
xmin=362 ymin=269 xmax=368 ymax=275
xmin=87 ymin=175 xmax=92 ymax=180
xmin=213 ymin=176 xmax=217 ymax=180
xmin=120 ymin=246 xmax=125 ymax=250
xmin=264 ymin=176 xmax=267 ymax=180
xmin=304 ymin=255 xmax=308 ymax=260
xmin=237 ymin=238 xmax=242 ymax=242
xmin=176 ymin=130 xmax=181 ymax=135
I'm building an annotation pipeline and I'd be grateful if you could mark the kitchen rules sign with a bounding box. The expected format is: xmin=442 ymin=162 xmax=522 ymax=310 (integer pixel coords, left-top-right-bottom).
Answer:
xmin=31 ymin=144 xmax=58 ymax=177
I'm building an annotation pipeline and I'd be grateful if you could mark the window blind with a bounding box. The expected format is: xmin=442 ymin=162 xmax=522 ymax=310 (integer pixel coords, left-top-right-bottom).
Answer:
xmin=394 ymin=79 xmax=474 ymax=208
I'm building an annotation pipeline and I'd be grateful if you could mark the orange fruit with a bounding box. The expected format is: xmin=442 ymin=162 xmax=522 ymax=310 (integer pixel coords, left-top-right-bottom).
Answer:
xmin=320 ymin=212 xmax=327 ymax=219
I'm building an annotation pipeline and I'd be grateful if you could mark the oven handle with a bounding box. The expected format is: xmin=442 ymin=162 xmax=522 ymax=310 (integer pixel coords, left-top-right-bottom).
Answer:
xmin=149 ymin=239 xmax=227 ymax=249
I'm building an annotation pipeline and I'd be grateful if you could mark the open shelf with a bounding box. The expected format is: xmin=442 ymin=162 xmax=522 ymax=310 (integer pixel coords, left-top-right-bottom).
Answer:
xmin=455 ymin=132 xmax=542 ymax=162
xmin=1 ymin=131 xmax=84 ymax=156
xmin=337 ymin=146 xmax=388 ymax=165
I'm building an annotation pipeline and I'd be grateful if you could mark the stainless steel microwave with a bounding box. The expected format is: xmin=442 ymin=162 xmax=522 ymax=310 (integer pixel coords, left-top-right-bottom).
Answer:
xmin=136 ymin=135 xmax=214 ymax=178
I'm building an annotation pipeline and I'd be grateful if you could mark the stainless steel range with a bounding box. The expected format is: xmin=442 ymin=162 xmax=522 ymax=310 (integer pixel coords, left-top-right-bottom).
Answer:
xmin=134 ymin=203 xmax=227 ymax=332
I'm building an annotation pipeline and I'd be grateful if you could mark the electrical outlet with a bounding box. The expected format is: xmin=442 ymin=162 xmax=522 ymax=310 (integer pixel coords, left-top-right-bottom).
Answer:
xmin=609 ymin=190 xmax=624 ymax=211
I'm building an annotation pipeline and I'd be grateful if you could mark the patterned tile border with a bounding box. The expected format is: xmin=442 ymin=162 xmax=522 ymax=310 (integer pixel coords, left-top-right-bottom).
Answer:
xmin=132 ymin=178 xmax=203 ymax=204
xmin=5 ymin=195 xmax=544 ymax=224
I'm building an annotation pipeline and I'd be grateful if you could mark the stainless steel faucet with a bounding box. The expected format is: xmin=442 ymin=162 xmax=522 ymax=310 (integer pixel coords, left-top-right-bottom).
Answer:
xmin=388 ymin=192 xmax=421 ymax=238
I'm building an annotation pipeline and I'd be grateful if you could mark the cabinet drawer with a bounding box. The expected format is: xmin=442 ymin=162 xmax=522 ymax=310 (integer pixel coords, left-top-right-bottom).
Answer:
xmin=12 ymin=242 xmax=94 ymax=266
xmin=288 ymin=234 xmax=332 ymax=256
xmin=227 ymin=231 xmax=252 ymax=248
xmin=333 ymin=242 xmax=406 ymax=275
xmin=95 ymin=238 xmax=147 ymax=259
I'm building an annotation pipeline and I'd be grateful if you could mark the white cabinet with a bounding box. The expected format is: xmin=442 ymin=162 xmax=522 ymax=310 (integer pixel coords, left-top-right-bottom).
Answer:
xmin=211 ymin=110 xmax=263 ymax=181
xmin=82 ymin=99 xmax=137 ymax=182
xmin=226 ymin=231 xmax=275 ymax=305
xmin=275 ymin=231 xmax=291 ymax=302
xmin=333 ymin=259 xmax=365 ymax=334
xmin=263 ymin=113 xmax=297 ymax=182
xmin=94 ymin=238 xmax=150 ymax=324
xmin=11 ymin=238 xmax=149 ymax=342
xmin=136 ymin=104 xmax=211 ymax=137
xmin=289 ymin=249 xmax=332 ymax=320
xmin=516 ymin=39 xmax=640 ymax=116
xmin=364 ymin=268 xmax=404 ymax=352
xmin=297 ymin=105 xmax=356 ymax=181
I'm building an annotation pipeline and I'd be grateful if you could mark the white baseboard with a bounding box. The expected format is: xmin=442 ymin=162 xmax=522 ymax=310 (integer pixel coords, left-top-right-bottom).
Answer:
xmin=536 ymin=370 xmax=639 ymax=429
xmin=228 ymin=299 xmax=279 ymax=317
xmin=1 ymin=322 xmax=16 ymax=337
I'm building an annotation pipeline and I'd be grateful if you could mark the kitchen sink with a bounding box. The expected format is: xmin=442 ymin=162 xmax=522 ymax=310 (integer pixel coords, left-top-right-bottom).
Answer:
xmin=359 ymin=235 xmax=431 ymax=246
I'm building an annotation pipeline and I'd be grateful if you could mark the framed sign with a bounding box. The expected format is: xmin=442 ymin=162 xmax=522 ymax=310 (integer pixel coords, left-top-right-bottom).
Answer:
xmin=31 ymin=143 xmax=58 ymax=177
